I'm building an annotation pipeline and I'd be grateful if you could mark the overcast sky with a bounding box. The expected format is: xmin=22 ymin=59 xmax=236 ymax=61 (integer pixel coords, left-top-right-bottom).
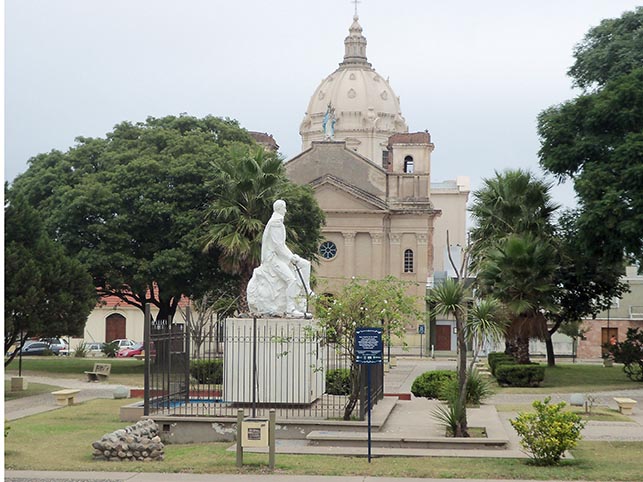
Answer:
xmin=5 ymin=0 xmax=641 ymax=212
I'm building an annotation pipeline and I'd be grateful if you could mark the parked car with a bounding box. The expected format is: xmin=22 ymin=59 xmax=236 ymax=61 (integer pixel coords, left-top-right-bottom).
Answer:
xmin=116 ymin=342 xmax=144 ymax=358
xmin=85 ymin=342 xmax=106 ymax=357
xmin=110 ymin=339 xmax=137 ymax=349
xmin=13 ymin=340 xmax=58 ymax=356
xmin=41 ymin=337 xmax=71 ymax=355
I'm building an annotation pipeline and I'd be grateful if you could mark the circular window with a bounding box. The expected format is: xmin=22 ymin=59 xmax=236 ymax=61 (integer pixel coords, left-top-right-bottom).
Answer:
xmin=319 ymin=241 xmax=337 ymax=260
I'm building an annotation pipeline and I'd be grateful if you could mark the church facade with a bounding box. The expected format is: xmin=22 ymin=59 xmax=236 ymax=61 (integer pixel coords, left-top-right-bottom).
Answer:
xmin=285 ymin=14 xmax=469 ymax=331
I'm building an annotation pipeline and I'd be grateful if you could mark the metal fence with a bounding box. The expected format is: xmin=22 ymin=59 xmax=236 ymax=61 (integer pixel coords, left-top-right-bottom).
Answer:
xmin=143 ymin=305 xmax=383 ymax=421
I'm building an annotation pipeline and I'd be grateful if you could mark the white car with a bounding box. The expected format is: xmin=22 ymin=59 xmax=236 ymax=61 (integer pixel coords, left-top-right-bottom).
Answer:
xmin=110 ymin=339 xmax=137 ymax=349
xmin=40 ymin=337 xmax=69 ymax=354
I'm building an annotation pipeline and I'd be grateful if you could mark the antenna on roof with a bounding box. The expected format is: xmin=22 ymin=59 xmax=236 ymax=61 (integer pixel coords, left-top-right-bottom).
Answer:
xmin=352 ymin=0 xmax=361 ymax=17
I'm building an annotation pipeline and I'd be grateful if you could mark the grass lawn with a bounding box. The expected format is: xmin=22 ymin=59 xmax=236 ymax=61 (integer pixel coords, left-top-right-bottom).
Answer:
xmin=494 ymin=363 xmax=638 ymax=394
xmin=4 ymin=381 xmax=64 ymax=401
xmin=4 ymin=398 xmax=643 ymax=480
xmin=4 ymin=357 xmax=145 ymax=386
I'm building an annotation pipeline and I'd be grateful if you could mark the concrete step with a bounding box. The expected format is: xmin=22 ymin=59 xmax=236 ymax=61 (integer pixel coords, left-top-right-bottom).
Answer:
xmin=306 ymin=430 xmax=508 ymax=450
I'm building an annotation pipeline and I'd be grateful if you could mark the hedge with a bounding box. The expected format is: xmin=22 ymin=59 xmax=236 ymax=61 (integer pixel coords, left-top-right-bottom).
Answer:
xmin=326 ymin=368 xmax=351 ymax=395
xmin=495 ymin=363 xmax=545 ymax=387
xmin=488 ymin=352 xmax=515 ymax=376
xmin=411 ymin=370 xmax=456 ymax=399
xmin=190 ymin=359 xmax=223 ymax=384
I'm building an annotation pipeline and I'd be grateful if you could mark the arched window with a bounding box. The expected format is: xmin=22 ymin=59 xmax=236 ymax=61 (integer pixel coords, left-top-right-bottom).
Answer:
xmin=404 ymin=249 xmax=414 ymax=273
xmin=404 ymin=155 xmax=414 ymax=173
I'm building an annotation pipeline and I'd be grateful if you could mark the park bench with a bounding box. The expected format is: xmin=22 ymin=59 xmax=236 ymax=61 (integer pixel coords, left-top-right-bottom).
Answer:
xmin=52 ymin=389 xmax=80 ymax=406
xmin=84 ymin=362 xmax=111 ymax=382
xmin=613 ymin=397 xmax=637 ymax=415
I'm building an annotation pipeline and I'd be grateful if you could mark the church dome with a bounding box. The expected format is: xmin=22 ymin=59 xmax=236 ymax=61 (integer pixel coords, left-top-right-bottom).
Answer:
xmin=300 ymin=15 xmax=408 ymax=162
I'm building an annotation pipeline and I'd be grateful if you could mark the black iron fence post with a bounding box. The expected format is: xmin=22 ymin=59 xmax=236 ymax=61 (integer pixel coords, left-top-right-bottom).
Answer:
xmin=144 ymin=303 xmax=151 ymax=416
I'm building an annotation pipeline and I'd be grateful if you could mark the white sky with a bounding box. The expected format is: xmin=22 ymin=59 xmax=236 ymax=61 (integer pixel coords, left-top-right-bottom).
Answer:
xmin=5 ymin=0 xmax=641 ymax=211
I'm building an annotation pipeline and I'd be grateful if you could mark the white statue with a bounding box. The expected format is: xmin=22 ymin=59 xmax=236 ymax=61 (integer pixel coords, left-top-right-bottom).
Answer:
xmin=322 ymin=103 xmax=336 ymax=140
xmin=247 ymin=199 xmax=313 ymax=317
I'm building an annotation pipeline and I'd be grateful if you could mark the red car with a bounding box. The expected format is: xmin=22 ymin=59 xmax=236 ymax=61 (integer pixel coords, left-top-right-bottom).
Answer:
xmin=116 ymin=342 xmax=144 ymax=358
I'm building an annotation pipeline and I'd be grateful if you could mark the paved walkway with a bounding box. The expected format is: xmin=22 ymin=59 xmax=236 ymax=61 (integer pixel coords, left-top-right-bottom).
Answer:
xmin=2 ymin=471 xmax=596 ymax=482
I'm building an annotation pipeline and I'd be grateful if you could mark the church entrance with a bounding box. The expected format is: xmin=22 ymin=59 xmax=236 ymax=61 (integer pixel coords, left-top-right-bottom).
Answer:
xmin=106 ymin=313 xmax=126 ymax=342
xmin=435 ymin=325 xmax=451 ymax=351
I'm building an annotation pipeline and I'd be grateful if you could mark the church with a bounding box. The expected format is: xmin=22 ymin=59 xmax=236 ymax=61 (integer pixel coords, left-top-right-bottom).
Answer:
xmin=285 ymin=13 xmax=469 ymax=340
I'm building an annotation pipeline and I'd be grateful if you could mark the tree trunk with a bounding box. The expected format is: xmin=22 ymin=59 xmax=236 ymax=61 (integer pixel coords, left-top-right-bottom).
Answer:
xmin=545 ymin=331 xmax=556 ymax=367
xmin=513 ymin=336 xmax=531 ymax=364
xmin=237 ymin=272 xmax=252 ymax=315
xmin=343 ymin=364 xmax=361 ymax=420
xmin=455 ymin=313 xmax=469 ymax=437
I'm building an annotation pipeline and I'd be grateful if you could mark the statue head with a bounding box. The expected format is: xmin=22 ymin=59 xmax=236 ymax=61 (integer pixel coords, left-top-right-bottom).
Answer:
xmin=273 ymin=199 xmax=286 ymax=215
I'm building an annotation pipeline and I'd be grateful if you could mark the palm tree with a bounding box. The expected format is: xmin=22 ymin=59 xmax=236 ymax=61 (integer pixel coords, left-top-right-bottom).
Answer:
xmin=469 ymin=169 xmax=558 ymax=270
xmin=466 ymin=297 xmax=506 ymax=369
xmin=470 ymin=169 xmax=559 ymax=362
xmin=476 ymin=235 xmax=559 ymax=363
xmin=428 ymin=277 xmax=469 ymax=437
xmin=202 ymin=145 xmax=286 ymax=313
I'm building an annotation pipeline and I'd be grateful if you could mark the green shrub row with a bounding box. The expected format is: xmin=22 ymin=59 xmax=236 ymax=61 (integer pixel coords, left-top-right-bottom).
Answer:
xmin=496 ymin=363 xmax=545 ymax=387
xmin=487 ymin=352 xmax=515 ymax=376
xmin=190 ymin=359 xmax=223 ymax=384
xmin=326 ymin=368 xmax=351 ymax=395
xmin=411 ymin=370 xmax=457 ymax=399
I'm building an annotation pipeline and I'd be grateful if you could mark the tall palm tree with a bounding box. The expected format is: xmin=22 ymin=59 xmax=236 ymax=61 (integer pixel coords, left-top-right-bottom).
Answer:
xmin=202 ymin=145 xmax=286 ymax=313
xmin=476 ymin=235 xmax=559 ymax=363
xmin=469 ymin=169 xmax=558 ymax=270
xmin=428 ymin=277 xmax=469 ymax=437
xmin=470 ymin=169 xmax=559 ymax=361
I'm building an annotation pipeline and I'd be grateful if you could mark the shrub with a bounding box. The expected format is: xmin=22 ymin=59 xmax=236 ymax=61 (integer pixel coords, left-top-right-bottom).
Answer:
xmin=496 ymin=363 xmax=545 ymax=387
xmin=465 ymin=368 xmax=494 ymax=405
xmin=102 ymin=341 xmax=119 ymax=358
xmin=411 ymin=370 xmax=456 ymax=399
xmin=190 ymin=359 xmax=223 ymax=384
xmin=607 ymin=327 xmax=643 ymax=381
xmin=326 ymin=368 xmax=351 ymax=395
xmin=438 ymin=369 xmax=494 ymax=406
xmin=487 ymin=352 xmax=514 ymax=376
xmin=511 ymin=397 xmax=585 ymax=465
xmin=74 ymin=342 xmax=87 ymax=358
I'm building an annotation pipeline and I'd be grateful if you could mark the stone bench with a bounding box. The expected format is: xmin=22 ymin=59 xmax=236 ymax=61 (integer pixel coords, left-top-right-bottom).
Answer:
xmin=52 ymin=389 xmax=80 ymax=406
xmin=614 ymin=397 xmax=637 ymax=415
xmin=85 ymin=362 xmax=111 ymax=382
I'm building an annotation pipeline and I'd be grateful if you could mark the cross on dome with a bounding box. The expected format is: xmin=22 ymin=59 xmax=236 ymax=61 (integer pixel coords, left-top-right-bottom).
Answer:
xmin=352 ymin=0 xmax=361 ymax=17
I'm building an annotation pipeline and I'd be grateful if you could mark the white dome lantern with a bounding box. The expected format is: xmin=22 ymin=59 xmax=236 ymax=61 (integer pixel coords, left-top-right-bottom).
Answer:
xmin=300 ymin=15 xmax=408 ymax=162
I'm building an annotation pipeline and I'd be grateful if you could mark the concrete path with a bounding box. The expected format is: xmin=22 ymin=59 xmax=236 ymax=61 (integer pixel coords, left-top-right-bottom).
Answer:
xmin=3 ymin=471 xmax=591 ymax=482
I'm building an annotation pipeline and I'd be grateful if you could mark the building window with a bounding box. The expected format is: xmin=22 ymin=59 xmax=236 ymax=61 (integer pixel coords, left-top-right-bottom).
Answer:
xmin=404 ymin=156 xmax=414 ymax=173
xmin=319 ymin=241 xmax=338 ymax=260
xmin=404 ymin=249 xmax=414 ymax=273
xmin=382 ymin=150 xmax=389 ymax=169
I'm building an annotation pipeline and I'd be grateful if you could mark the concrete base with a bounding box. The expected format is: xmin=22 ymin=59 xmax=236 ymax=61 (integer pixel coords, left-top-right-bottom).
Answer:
xmin=223 ymin=317 xmax=325 ymax=405
xmin=120 ymin=401 xmax=144 ymax=422
xmin=11 ymin=376 xmax=28 ymax=392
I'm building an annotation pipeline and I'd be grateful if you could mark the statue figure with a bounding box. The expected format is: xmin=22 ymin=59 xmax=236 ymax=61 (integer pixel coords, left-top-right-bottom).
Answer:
xmin=322 ymin=103 xmax=336 ymax=139
xmin=247 ymin=200 xmax=313 ymax=317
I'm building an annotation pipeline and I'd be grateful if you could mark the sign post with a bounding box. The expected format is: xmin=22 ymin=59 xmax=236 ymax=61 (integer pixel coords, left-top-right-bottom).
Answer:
xmin=418 ymin=324 xmax=425 ymax=357
xmin=355 ymin=327 xmax=383 ymax=463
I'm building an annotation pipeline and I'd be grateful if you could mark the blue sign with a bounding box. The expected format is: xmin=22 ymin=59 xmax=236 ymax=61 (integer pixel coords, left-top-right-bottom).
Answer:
xmin=418 ymin=324 xmax=426 ymax=335
xmin=355 ymin=327 xmax=383 ymax=364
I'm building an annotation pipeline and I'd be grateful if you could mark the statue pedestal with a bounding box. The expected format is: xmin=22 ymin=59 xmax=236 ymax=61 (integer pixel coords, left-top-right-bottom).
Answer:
xmin=223 ymin=317 xmax=325 ymax=405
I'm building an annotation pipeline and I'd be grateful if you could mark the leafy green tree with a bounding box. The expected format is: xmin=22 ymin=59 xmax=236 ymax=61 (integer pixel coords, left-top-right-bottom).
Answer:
xmin=7 ymin=115 xmax=262 ymax=322
xmin=314 ymin=277 xmax=418 ymax=420
xmin=202 ymin=145 xmax=324 ymax=312
xmin=538 ymin=7 xmax=643 ymax=266
xmin=5 ymin=196 xmax=96 ymax=366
